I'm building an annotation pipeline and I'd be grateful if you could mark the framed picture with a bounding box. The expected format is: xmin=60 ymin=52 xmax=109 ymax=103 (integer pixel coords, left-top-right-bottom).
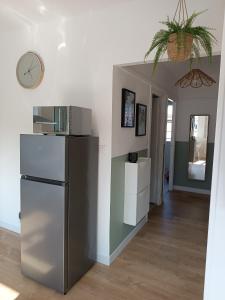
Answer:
xmin=136 ymin=103 xmax=147 ymax=136
xmin=121 ymin=88 xmax=136 ymax=128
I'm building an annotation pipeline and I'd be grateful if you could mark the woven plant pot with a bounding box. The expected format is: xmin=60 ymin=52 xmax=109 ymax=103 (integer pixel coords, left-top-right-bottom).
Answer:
xmin=167 ymin=33 xmax=193 ymax=62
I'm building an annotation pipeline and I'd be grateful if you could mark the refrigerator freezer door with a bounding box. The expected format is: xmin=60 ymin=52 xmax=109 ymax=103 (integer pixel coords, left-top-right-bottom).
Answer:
xmin=21 ymin=178 xmax=67 ymax=293
xmin=20 ymin=135 xmax=67 ymax=182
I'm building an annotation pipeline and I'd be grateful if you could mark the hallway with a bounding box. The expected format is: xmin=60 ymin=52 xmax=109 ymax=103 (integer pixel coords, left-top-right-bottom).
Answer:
xmin=0 ymin=191 xmax=209 ymax=300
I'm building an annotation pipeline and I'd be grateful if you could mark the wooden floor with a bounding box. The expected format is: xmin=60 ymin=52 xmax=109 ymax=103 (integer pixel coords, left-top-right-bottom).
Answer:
xmin=0 ymin=190 xmax=209 ymax=300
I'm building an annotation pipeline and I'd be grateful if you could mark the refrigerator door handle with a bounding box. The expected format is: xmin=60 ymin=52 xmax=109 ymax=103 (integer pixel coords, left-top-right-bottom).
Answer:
xmin=21 ymin=175 xmax=67 ymax=187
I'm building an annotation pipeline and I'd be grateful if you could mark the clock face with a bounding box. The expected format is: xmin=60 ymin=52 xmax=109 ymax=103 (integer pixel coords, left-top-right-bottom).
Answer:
xmin=16 ymin=52 xmax=45 ymax=89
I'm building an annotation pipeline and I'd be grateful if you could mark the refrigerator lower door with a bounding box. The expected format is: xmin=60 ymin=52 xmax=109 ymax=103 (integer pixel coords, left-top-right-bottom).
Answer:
xmin=21 ymin=178 xmax=67 ymax=293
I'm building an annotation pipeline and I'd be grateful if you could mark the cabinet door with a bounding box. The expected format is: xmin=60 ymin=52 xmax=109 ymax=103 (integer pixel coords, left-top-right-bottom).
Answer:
xmin=21 ymin=179 xmax=66 ymax=293
xmin=136 ymin=186 xmax=150 ymax=224
xmin=137 ymin=159 xmax=151 ymax=193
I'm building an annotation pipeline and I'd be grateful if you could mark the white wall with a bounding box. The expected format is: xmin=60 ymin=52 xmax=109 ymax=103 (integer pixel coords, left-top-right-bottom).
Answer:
xmin=0 ymin=0 xmax=224 ymax=261
xmin=0 ymin=21 xmax=112 ymax=260
xmin=176 ymin=97 xmax=218 ymax=143
xmin=112 ymin=67 xmax=150 ymax=157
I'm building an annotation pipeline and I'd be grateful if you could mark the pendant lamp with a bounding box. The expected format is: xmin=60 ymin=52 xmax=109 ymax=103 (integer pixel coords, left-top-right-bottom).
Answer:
xmin=175 ymin=69 xmax=216 ymax=88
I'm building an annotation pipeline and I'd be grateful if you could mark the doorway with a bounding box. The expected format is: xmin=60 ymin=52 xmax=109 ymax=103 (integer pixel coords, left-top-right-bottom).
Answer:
xmin=120 ymin=55 xmax=220 ymax=213
xmin=110 ymin=55 xmax=220 ymax=298
xmin=149 ymin=96 xmax=176 ymax=206
xmin=163 ymin=99 xmax=176 ymax=196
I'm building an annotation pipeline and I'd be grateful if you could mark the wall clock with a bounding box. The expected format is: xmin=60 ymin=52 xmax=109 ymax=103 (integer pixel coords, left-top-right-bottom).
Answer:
xmin=16 ymin=51 xmax=45 ymax=89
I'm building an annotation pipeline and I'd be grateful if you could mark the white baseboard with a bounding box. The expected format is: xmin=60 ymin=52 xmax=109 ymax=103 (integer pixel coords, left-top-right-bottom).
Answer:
xmin=173 ymin=185 xmax=211 ymax=195
xmin=96 ymin=254 xmax=111 ymax=266
xmin=0 ymin=221 xmax=20 ymax=234
xmin=96 ymin=216 xmax=147 ymax=266
xmin=109 ymin=215 xmax=147 ymax=265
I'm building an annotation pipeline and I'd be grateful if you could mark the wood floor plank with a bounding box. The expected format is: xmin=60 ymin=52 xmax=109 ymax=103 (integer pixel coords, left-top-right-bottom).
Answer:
xmin=0 ymin=190 xmax=209 ymax=300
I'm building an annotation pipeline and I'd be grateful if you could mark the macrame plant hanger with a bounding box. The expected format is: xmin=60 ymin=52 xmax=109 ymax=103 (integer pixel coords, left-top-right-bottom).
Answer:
xmin=167 ymin=0 xmax=192 ymax=62
xmin=173 ymin=0 xmax=189 ymax=25
xmin=173 ymin=0 xmax=216 ymax=88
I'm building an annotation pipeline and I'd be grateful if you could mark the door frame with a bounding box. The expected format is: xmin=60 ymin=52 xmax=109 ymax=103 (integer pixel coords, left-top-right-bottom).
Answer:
xmin=204 ymin=15 xmax=225 ymax=300
xmin=163 ymin=99 xmax=176 ymax=193
xmin=148 ymin=85 xmax=168 ymax=206
xmin=169 ymin=100 xmax=176 ymax=191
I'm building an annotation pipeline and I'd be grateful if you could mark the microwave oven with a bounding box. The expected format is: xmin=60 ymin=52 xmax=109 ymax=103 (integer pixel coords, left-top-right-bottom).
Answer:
xmin=33 ymin=106 xmax=92 ymax=135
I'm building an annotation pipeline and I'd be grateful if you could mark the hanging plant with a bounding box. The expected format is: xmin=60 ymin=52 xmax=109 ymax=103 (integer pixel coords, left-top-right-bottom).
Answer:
xmin=144 ymin=0 xmax=216 ymax=72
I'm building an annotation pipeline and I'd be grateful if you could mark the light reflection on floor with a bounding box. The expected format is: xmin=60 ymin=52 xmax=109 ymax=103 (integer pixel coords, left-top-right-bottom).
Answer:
xmin=0 ymin=283 xmax=19 ymax=300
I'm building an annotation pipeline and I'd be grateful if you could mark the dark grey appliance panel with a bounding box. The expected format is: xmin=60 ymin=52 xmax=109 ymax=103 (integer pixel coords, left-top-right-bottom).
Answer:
xmin=67 ymin=136 xmax=98 ymax=289
xmin=21 ymin=178 xmax=67 ymax=293
xmin=20 ymin=135 xmax=67 ymax=182
xmin=86 ymin=137 xmax=98 ymax=263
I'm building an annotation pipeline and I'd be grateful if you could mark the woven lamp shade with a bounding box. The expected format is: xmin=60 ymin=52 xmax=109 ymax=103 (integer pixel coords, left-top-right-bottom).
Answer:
xmin=175 ymin=69 xmax=216 ymax=88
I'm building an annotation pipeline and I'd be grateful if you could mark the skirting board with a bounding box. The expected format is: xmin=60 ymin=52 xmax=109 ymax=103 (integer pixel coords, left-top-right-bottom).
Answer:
xmin=0 ymin=221 xmax=20 ymax=234
xmin=96 ymin=254 xmax=111 ymax=266
xmin=96 ymin=216 xmax=147 ymax=266
xmin=109 ymin=215 xmax=148 ymax=265
xmin=173 ymin=185 xmax=211 ymax=195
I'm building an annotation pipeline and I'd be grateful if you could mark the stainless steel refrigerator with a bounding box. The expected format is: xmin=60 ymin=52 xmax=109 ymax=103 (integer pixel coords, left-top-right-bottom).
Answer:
xmin=20 ymin=134 xmax=98 ymax=294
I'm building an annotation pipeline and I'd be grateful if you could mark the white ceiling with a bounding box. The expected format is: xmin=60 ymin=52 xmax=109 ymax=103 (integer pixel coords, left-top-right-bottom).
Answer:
xmin=0 ymin=0 xmax=133 ymax=26
xmin=0 ymin=0 xmax=224 ymax=40
xmin=124 ymin=56 xmax=221 ymax=88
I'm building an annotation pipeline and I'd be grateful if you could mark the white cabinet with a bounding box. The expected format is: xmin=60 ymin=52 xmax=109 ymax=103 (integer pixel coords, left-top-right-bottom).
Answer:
xmin=124 ymin=157 xmax=151 ymax=226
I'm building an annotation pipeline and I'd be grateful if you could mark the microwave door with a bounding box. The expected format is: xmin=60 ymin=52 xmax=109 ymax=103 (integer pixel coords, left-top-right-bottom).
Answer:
xmin=33 ymin=107 xmax=56 ymax=134
xmin=33 ymin=106 xmax=68 ymax=134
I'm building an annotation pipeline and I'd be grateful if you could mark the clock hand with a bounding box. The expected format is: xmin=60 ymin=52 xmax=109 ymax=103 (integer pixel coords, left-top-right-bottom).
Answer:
xmin=24 ymin=69 xmax=33 ymax=78
xmin=29 ymin=57 xmax=34 ymax=70
xmin=28 ymin=72 xmax=33 ymax=79
xmin=29 ymin=65 xmax=38 ymax=71
xmin=24 ymin=65 xmax=37 ymax=76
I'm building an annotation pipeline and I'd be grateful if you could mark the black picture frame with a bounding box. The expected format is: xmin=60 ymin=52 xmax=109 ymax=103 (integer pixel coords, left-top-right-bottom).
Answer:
xmin=136 ymin=103 xmax=147 ymax=136
xmin=121 ymin=88 xmax=136 ymax=128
